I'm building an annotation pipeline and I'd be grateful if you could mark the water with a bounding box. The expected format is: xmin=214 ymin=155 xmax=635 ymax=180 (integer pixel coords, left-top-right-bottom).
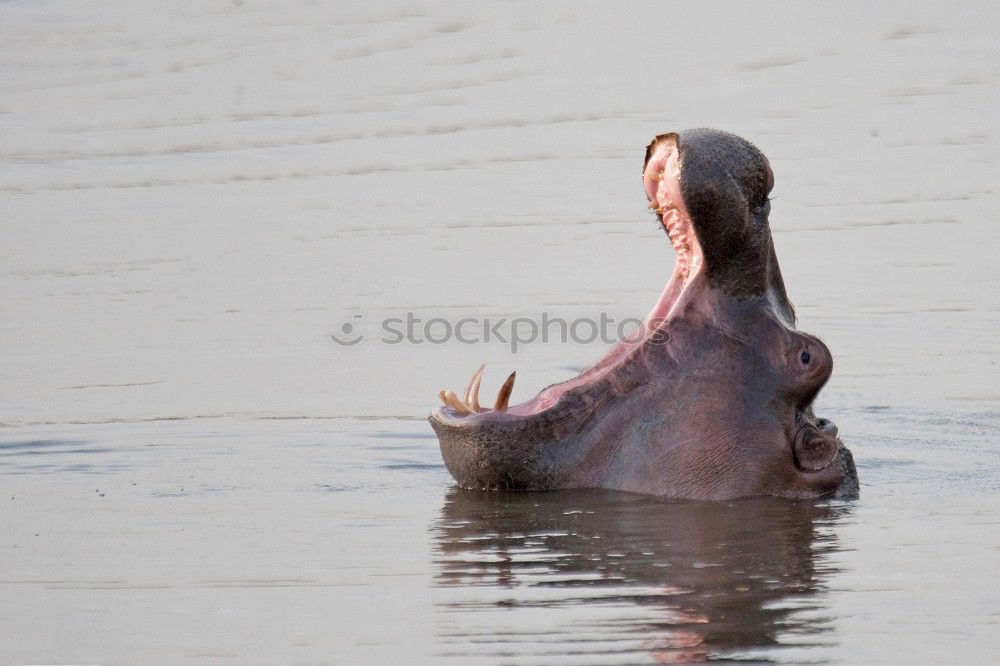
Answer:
xmin=1 ymin=1 xmax=999 ymax=663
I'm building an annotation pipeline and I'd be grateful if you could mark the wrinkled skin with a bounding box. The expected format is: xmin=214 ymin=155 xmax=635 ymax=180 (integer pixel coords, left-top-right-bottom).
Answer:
xmin=429 ymin=129 xmax=859 ymax=501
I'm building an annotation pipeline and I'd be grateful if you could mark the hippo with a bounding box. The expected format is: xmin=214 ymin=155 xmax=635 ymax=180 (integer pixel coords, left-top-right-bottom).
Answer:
xmin=430 ymin=129 xmax=859 ymax=501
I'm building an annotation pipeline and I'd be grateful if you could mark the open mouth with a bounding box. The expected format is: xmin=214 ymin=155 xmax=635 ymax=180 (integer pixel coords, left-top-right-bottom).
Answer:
xmin=434 ymin=135 xmax=704 ymax=421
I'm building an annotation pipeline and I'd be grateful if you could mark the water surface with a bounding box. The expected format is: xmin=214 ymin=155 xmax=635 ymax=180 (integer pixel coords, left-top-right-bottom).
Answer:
xmin=1 ymin=2 xmax=999 ymax=663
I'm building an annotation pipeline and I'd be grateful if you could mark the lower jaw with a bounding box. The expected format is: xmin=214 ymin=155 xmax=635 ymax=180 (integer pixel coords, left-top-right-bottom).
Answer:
xmin=433 ymin=246 xmax=706 ymax=422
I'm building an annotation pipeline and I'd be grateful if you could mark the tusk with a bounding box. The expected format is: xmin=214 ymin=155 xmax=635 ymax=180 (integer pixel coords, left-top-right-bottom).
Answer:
xmin=647 ymin=201 xmax=658 ymax=210
xmin=463 ymin=364 xmax=485 ymax=406
xmin=438 ymin=390 xmax=449 ymax=406
xmin=469 ymin=365 xmax=485 ymax=410
xmin=444 ymin=390 xmax=473 ymax=415
xmin=493 ymin=371 xmax=516 ymax=411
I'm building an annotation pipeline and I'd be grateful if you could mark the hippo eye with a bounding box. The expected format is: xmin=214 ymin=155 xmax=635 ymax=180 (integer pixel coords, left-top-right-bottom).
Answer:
xmin=800 ymin=351 xmax=811 ymax=365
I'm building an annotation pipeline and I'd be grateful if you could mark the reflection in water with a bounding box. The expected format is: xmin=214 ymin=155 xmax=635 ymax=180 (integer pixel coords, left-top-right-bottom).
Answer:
xmin=434 ymin=489 xmax=851 ymax=664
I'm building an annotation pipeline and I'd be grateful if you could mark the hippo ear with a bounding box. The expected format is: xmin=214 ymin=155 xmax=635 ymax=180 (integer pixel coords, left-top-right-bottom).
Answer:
xmin=793 ymin=427 xmax=839 ymax=472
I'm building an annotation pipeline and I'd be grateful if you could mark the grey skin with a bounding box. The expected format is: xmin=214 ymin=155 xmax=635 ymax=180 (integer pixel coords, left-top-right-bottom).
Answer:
xmin=429 ymin=129 xmax=859 ymax=501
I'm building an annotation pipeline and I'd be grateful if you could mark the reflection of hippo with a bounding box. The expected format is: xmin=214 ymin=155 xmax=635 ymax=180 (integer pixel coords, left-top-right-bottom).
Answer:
xmin=431 ymin=129 xmax=859 ymax=500
xmin=434 ymin=489 xmax=849 ymax=662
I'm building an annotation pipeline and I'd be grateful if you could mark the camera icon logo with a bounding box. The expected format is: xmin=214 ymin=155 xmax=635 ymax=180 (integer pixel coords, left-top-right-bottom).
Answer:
xmin=330 ymin=314 xmax=364 ymax=346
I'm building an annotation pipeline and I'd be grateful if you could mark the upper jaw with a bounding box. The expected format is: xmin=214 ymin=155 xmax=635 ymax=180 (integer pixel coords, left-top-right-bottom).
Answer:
xmin=643 ymin=135 xmax=705 ymax=281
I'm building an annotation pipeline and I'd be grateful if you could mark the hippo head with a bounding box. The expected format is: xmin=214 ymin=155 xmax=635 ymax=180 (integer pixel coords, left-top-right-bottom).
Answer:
xmin=429 ymin=128 xmax=859 ymax=501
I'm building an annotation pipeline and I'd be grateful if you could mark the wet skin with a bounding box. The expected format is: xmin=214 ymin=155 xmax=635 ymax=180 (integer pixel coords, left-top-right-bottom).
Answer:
xmin=430 ymin=129 xmax=859 ymax=501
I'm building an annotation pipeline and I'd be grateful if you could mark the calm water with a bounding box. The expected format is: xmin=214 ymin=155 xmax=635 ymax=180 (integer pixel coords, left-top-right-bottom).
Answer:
xmin=2 ymin=2 xmax=999 ymax=664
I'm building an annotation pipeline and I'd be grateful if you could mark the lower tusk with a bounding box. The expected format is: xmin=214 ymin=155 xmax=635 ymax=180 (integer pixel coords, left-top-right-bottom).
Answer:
xmin=469 ymin=365 xmax=485 ymax=410
xmin=463 ymin=364 xmax=485 ymax=406
xmin=438 ymin=390 xmax=448 ymax=406
xmin=444 ymin=390 xmax=473 ymax=415
xmin=493 ymin=371 xmax=516 ymax=411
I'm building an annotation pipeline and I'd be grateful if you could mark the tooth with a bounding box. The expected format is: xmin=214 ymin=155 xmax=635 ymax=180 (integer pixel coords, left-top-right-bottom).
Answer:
xmin=469 ymin=365 xmax=485 ymax=410
xmin=494 ymin=371 xmax=516 ymax=411
xmin=463 ymin=364 xmax=485 ymax=406
xmin=438 ymin=390 xmax=448 ymax=406
xmin=647 ymin=201 xmax=658 ymax=210
xmin=444 ymin=390 xmax=473 ymax=415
